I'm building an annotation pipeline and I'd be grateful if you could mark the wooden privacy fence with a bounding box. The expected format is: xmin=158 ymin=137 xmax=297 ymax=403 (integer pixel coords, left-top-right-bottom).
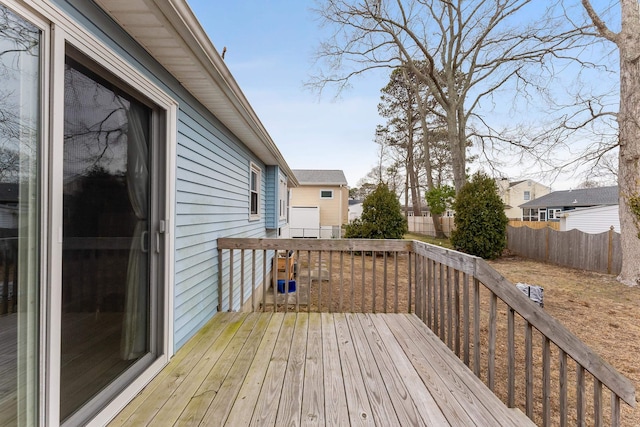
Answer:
xmin=406 ymin=216 xmax=455 ymax=237
xmin=217 ymin=238 xmax=635 ymax=426
xmin=509 ymin=220 xmax=560 ymax=230
xmin=507 ymin=226 xmax=621 ymax=274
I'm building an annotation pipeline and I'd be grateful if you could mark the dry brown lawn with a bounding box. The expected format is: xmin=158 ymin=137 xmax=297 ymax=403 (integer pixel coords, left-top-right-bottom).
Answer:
xmin=274 ymin=250 xmax=638 ymax=426
xmin=488 ymin=256 xmax=640 ymax=427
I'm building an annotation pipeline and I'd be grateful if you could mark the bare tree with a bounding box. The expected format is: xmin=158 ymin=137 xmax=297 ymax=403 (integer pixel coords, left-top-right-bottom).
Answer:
xmin=378 ymin=68 xmax=423 ymax=215
xmin=311 ymin=0 xmax=587 ymax=191
xmin=580 ymin=0 xmax=640 ymax=286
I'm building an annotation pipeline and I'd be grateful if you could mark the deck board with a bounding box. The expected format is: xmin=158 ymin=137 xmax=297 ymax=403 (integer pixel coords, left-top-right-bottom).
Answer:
xmin=333 ymin=313 xmax=374 ymax=426
xmin=301 ymin=313 xmax=324 ymax=426
xmin=320 ymin=313 xmax=349 ymax=427
xmin=109 ymin=312 xmax=535 ymax=427
xmin=165 ymin=312 xmax=261 ymax=426
xmin=224 ymin=313 xmax=283 ymax=426
xmin=113 ymin=312 xmax=243 ymax=426
xmin=345 ymin=313 xmax=401 ymax=426
xmin=250 ymin=312 xmax=296 ymax=426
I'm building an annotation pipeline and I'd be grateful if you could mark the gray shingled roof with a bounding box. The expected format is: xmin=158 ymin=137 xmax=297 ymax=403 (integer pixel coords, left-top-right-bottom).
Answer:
xmin=292 ymin=169 xmax=348 ymax=186
xmin=519 ymin=186 xmax=618 ymax=209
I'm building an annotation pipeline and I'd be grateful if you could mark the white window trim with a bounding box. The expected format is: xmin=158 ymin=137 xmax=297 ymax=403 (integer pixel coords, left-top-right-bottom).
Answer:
xmin=249 ymin=163 xmax=261 ymax=220
xmin=523 ymin=191 xmax=531 ymax=201
xmin=548 ymin=208 xmax=562 ymax=220
xmin=278 ymin=175 xmax=287 ymax=221
xmin=320 ymin=189 xmax=334 ymax=199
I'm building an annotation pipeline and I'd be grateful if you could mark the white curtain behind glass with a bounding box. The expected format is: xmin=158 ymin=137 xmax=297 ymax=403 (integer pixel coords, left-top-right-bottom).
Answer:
xmin=121 ymin=102 xmax=149 ymax=360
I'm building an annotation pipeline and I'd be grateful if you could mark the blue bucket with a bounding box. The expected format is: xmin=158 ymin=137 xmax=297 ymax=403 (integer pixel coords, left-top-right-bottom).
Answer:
xmin=277 ymin=279 xmax=296 ymax=293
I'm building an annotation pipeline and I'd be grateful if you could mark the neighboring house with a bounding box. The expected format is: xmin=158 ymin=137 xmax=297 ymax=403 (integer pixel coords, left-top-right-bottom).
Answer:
xmin=0 ymin=1 xmax=297 ymax=426
xmin=348 ymin=199 xmax=363 ymax=222
xmin=559 ymin=204 xmax=620 ymax=233
xmin=289 ymin=169 xmax=349 ymax=238
xmin=519 ymin=185 xmax=618 ymax=222
xmin=497 ymin=178 xmax=551 ymax=220
xmin=402 ymin=206 xmax=430 ymax=217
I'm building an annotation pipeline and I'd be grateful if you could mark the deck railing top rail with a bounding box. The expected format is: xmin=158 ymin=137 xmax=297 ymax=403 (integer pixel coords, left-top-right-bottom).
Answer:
xmin=217 ymin=237 xmax=635 ymax=410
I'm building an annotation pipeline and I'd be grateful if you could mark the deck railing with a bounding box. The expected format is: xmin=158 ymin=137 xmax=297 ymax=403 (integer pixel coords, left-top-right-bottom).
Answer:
xmin=217 ymin=238 xmax=635 ymax=426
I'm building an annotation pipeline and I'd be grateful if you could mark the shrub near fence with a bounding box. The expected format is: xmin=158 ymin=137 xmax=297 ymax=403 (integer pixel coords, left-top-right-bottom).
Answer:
xmin=507 ymin=225 xmax=621 ymax=274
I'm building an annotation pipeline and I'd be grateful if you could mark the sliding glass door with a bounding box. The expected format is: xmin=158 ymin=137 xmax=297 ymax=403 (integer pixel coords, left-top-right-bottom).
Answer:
xmin=0 ymin=3 xmax=170 ymax=424
xmin=0 ymin=4 xmax=41 ymax=427
xmin=60 ymin=54 xmax=160 ymax=424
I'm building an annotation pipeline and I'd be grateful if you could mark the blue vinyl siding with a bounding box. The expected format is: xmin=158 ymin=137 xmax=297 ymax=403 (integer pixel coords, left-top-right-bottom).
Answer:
xmin=265 ymin=166 xmax=277 ymax=229
xmin=57 ymin=0 xmax=278 ymax=351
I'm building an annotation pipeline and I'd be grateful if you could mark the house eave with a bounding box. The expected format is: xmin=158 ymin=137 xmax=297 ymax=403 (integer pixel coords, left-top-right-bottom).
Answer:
xmin=93 ymin=0 xmax=298 ymax=186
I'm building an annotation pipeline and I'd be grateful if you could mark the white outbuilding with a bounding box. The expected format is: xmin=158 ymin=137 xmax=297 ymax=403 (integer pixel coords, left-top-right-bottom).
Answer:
xmin=559 ymin=205 xmax=620 ymax=234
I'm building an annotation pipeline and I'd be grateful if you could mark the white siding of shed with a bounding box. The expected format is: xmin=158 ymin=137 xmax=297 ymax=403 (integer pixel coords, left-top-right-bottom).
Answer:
xmin=560 ymin=205 xmax=620 ymax=234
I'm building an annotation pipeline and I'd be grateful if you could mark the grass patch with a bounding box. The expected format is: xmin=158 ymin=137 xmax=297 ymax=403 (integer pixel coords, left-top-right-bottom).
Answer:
xmin=404 ymin=232 xmax=453 ymax=249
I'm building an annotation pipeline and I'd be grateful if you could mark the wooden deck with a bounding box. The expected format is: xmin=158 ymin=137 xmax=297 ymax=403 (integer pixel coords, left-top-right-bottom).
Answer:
xmin=110 ymin=312 xmax=534 ymax=426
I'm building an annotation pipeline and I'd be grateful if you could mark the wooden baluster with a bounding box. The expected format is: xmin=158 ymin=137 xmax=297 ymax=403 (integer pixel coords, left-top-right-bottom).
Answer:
xmin=463 ymin=272 xmax=470 ymax=366
xmin=438 ymin=264 xmax=445 ymax=342
xmin=559 ymin=349 xmax=567 ymax=427
xmin=473 ymin=278 xmax=481 ymax=377
xmin=422 ymin=257 xmax=436 ymax=331
xmin=240 ymin=249 xmax=245 ymax=310
xmin=294 ymin=250 xmax=299 ymax=312
xmin=383 ymin=251 xmax=388 ymax=313
xmin=542 ymin=336 xmax=551 ymax=426
xmin=594 ymin=378 xmax=602 ymax=427
xmin=251 ymin=250 xmax=256 ymax=312
xmin=283 ymin=250 xmax=288 ymax=314
xmin=419 ymin=257 xmax=424 ymax=322
xmin=307 ymin=250 xmax=311 ymax=313
xmin=525 ymin=321 xmax=534 ymax=419
xmin=262 ymin=249 xmax=267 ymax=312
xmin=372 ymin=251 xmax=377 ymax=313
xmin=419 ymin=256 xmax=425 ymax=320
xmin=611 ymin=394 xmax=621 ymax=427
xmin=217 ymin=248 xmax=223 ymax=312
xmin=393 ymin=252 xmax=398 ymax=314
xmin=507 ymin=308 xmax=515 ymax=407
xmin=577 ymin=365 xmax=585 ymax=426
xmin=229 ymin=249 xmax=234 ymax=311
xmin=433 ymin=261 xmax=439 ymax=333
xmin=360 ymin=251 xmax=365 ymax=312
xmin=350 ymin=251 xmax=355 ymax=313
xmin=272 ymin=252 xmax=278 ymax=312
xmin=339 ymin=251 xmax=344 ymax=312
xmin=454 ymin=269 xmax=460 ymax=357
xmin=317 ymin=250 xmax=322 ymax=312
xmin=447 ymin=266 xmax=453 ymax=349
xmin=407 ymin=252 xmax=412 ymax=314
xmin=328 ymin=250 xmax=333 ymax=313
xmin=488 ymin=292 xmax=497 ymax=391
xmin=414 ymin=256 xmax=422 ymax=320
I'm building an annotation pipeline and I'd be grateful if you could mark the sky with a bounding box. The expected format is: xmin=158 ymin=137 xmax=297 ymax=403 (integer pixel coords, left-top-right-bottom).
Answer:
xmin=187 ymin=0 xmax=387 ymax=189
xmin=186 ymin=1 xmax=618 ymax=191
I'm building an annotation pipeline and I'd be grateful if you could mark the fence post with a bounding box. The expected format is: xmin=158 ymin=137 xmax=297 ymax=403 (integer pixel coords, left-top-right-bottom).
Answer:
xmin=608 ymin=226 xmax=614 ymax=275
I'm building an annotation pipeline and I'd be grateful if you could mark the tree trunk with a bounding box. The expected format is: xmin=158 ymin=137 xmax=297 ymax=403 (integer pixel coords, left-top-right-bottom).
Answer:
xmin=403 ymin=170 xmax=409 ymax=219
xmin=407 ymin=139 xmax=421 ymax=216
xmin=447 ymin=108 xmax=466 ymax=192
xmin=616 ymin=0 xmax=640 ymax=286
xmin=431 ymin=213 xmax=446 ymax=238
